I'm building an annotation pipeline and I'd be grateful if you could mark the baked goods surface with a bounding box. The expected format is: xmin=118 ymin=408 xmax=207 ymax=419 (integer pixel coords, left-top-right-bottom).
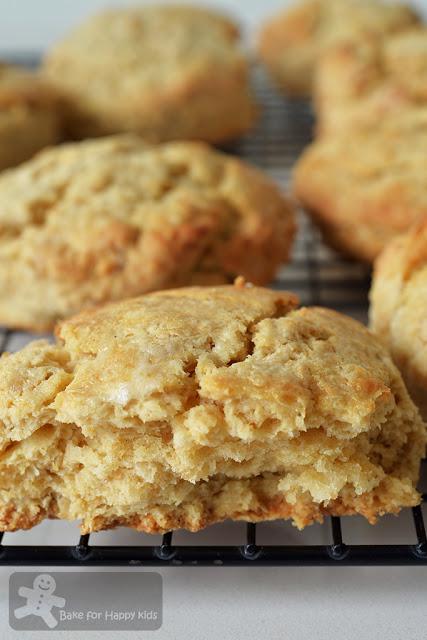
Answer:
xmin=0 ymin=281 xmax=425 ymax=533
xmin=42 ymin=5 xmax=257 ymax=142
xmin=0 ymin=134 xmax=295 ymax=332
xmin=370 ymin=221 xmax=427 ymax=420
xmin=315 ymin=28 xmax=427 ymax=135
xmin=293 ymin=112 xmax=427 ymax=262
xmin=258 ymin=0 xmax=419 ymax=97
xmin=0 ymin=63 xmax=60 ymax=170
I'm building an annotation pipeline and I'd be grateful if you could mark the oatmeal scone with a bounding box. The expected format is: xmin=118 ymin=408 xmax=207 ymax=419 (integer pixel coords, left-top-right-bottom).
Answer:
xmin=0 ymin=281 xmax=424 ymax=533
xmin=0 ymin=135 xmax=295 ymax=332
xmin=315 ymin=28 xmax=427 ymax=135
xmin=42 ymin=5 xmax=257 ymax=143
xmin=257 ymin=0 xmax=418 ymax=97
xmin=0 ymin=63 xmax=60 ymax=170
xmin=370 ymin=221 xmax=427 ymax=420
xmin=293 ymin=111 xmax=427 ymax=262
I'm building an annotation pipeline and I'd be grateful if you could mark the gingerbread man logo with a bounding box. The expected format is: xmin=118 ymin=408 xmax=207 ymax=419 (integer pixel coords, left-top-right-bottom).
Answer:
xmin=14 ymin=574 xmax=65 ymax=628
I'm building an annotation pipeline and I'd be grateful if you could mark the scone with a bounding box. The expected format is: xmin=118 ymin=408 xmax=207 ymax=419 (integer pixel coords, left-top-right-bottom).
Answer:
xmin=0 ymin=281 xmax=425 ymax=534
xmin=0 ymin=63 xmax=60 ymax=170
xmin=42 ymin=5 xmax=257 ymax=143
xmin=258 ymin=0 xmax=418 ymax=97
xmin=370 ymin=221 xmax=427 ymax=420
xmin=315 ymin=28 xmax=427 ymax=135
xmin=0 ymin=135 xmax=295 ymax=332
xmin=293 ymin=112 xmax=427 ymax=262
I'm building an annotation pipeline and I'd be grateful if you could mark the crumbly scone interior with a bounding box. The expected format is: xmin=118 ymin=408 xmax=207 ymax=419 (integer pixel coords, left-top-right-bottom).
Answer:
xmin=0 ymin=286 xmax=424 ymax=533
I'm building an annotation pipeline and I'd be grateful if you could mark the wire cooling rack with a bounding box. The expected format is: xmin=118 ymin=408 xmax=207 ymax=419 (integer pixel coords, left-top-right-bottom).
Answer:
xmin=0 ymin=61 xmax=425 ymax=566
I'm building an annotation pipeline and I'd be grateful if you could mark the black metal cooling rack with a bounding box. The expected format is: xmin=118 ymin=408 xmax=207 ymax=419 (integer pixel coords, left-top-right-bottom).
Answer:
xmin=0 ymin=59 xmax=425 ymax=566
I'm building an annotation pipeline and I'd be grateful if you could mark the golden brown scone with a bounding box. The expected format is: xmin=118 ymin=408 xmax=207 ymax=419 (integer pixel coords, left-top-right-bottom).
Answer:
xmin=0 ymin=134 xmax=295 ymax=332
xmin=293 ymin=111 xmax=427 ymax=262
xmin=0 ymin=282 xmax=424 ymax=533
xmin=42 ymin=5 xmax=257 ymax=143
xmin=315 ymin=29 xmax=427 ymax=135
xmin=0 ymin=63 xmax=60 ymax=170
xmin=258 ymin=0 xmax=418 ymax=97
xmin=370 ymin=221 xmax=427 ymax=420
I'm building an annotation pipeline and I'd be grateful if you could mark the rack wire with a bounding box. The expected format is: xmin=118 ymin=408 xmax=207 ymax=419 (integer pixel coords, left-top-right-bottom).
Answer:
xmin=0 ymin=60 xmax=425 ymax=566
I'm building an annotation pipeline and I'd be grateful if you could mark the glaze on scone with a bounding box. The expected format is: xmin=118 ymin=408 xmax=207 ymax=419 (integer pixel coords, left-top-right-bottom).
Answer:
xmin=370 ymin=221 xmax=427 ymax=420
xmin=293 ymin=112 xmax=427 ymax=262
xmin=0 ymin=135 xmax=295 ymax=332
xmin=315 ymin=28 xmax=427 ymax=135
xmin=42 ymin=5 xmax=257 ymax=142
xmin=0 ymin=282 xmax=425 ymax=533
xmin=258 ymin=0 xmax=418 ymax=97
xmin=0 ymin=63 xmax=60 ymax=170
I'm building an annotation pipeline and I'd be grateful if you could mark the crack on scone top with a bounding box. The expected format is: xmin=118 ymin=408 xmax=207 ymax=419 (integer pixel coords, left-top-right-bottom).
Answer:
xmin=180 ymin=298 xmax=296 ymax=415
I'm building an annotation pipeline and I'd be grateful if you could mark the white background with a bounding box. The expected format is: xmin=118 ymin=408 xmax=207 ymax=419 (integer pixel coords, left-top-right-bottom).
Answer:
xmin=1 ymin=1 xmax=427 ymax=639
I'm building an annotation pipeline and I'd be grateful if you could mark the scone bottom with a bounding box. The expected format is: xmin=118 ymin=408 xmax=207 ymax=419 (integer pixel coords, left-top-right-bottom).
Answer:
xmin=0 ymin=282 xmax=425 ymax=534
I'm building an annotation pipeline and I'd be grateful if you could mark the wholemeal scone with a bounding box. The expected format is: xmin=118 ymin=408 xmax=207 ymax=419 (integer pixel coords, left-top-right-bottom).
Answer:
xmin=0 ymin=282 xmax=425 ymax=533
xmin=315 ymin=28 xmax=427 ymax=135
xmin=257 ymin=0 xmax=418 ymax=97
xmin=293 ymin=112 xmax=427 ymax=262
xmin=42 ymin=5 xmax=257 ymax=143
xmin=0 ymin=135 xmax=295 ymax=332
xmin=0 ymin=63 xmax=60 ymax=170
xmin=370 ymin=221 xmax=427 ymax=420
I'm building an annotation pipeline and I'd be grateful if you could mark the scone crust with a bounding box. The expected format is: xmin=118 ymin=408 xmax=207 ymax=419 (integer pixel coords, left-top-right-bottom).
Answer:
xmin=293 ymin=114 xmax=427 ymax=262
xmin=0 ymin=283 xmax=425 ymax=534
xmin=0 ymin=63 xmax=60 ymax=170
xmin=43 ymin=6 xmax=257 ymax=142
xmin=0 ymin=135 xmax=295 ymax=332
xmin=258 ymin=0 xmax=419 ymax=97
xmin=315 ymin=29 xmax=427 ymax=136
xmin=370 ymin=221 xmax=427 ymax=419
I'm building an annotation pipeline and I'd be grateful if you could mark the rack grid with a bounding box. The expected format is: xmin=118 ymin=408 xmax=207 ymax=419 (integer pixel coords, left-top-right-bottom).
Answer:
xmin=0 ymin=60 xmax=425 ymax=566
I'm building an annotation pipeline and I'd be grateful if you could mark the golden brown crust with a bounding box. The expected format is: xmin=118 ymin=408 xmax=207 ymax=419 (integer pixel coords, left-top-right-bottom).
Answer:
xmin=0 ymin=283 xmax=425 ymax=533
xmin=42 ymin=6 xmax=257 ymax=142
xmin=0 ymin=135 xmax=295 ymax=332
xmin=370 ymin=220 xmax=427 ymax=420
xmin=0 ymin=63 xmax=61 ymax=170
xmin=293 ymin=114 xmax=427 ymax=262
xmin=258 ymin=0 xmax=419 ymax=97
xmin=315 ymin=29 xmax=427 ymax=136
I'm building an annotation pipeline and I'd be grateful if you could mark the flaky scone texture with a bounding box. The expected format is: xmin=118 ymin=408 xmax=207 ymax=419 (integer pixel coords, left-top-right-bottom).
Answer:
xmin=0 ymin=282 xmax=424 ymax=534
xmin=370 ymin=221 xmax=427 ymax=420
xmin=0 ymin=135 xmax=295 ymax=332
xmin=258 ymin=0 xmax=418 ymax=97
xmin=293 ymin=112 xmax=427 ymax=262
xmin=315 ymin=28 xmax=427 ymax=135
xmin=0 ymin=63 xmax=60 ymax=170
xmin=42 ymin=5 xmax=257 ymax=143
